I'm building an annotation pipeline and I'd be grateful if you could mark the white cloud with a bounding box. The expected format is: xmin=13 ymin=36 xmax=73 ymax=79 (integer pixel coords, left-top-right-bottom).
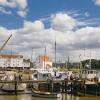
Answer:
xmin=23 ymin=20 xmax=44 ymax=31
xmin=84 ymin=12 xmax=90 ymax=17
xmin=0 ymin=0 xmax=28 ymax=17
xmin=0 ymin=7 xmax=12 ymax=14
xmin=16 ymin=0 xmax=27 ymax=10
xmin=51 ymin=13 xmax=77 ymax=31
xmin=0 ymin=0 xmax=16 ymax=8
xmin=17 ymin=10 xmax=27 ymax=18
xmin=94 ymin=0 xmax=100 ymax=6
xmin=0 ymin=12 xmax=100 ymax=62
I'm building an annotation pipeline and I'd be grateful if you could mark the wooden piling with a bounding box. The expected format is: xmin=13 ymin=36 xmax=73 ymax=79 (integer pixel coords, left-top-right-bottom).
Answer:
xmin=64 ymin=78 xmax=68 ymax=93
xmin=71 ymin=82 xmax=73 ymax=95
xmin=83 ymin=80 xmax=86 ymax=96
xmin=15 ymin=81 xmax=17 ymax=95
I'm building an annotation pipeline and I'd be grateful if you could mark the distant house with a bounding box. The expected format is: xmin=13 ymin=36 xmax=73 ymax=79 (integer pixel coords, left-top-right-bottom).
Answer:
xmin=0 ymin=54 xmax=30 ymax=69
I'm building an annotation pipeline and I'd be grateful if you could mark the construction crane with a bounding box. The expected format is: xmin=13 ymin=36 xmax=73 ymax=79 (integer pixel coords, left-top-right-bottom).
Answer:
xmin=0 ymin=34 xmax=12 ymax=53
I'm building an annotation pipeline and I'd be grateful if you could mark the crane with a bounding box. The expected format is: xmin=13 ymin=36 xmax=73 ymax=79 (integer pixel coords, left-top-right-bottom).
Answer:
xmin=0 ymin=34 xmax=12 ymax=53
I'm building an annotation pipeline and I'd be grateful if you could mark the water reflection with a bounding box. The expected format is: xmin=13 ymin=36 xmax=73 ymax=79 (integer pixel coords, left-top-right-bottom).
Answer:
xmin=57 ymin=94 xmax=79 ymax=100
xmin=0 ymin=94 xmax=100 ymax=100
xmin=0 ymin=94 xmax=32 ymax=100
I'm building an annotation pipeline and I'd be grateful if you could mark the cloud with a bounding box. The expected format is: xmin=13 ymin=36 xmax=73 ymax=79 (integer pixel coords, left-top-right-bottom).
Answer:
xmin=24 ymin=20 xmax=44 ymax=30
xmin=17 ymin=10 xmax=27 ymax=18
xmin=94 ymin=0 xmax=100 ymax=6
xmin=0 ymin=7 xmax=12 ymax=14
xmin=51 ymin=13 xmax=77 ymax=31
xmin=84 ymin=12 xmax=90 ymax=17
xmin=0 ymin=0 xmax=28 ymax=17
xmin=0 ymin=12 xmax=100 ymax=62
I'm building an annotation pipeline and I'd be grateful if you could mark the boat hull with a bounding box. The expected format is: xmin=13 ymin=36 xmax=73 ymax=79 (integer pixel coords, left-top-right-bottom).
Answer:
xmin=1 ymin=83 xmax=26 ymax=93
xmin=78 ymin=83 xmax=100 ymax=96
xmin=31 ymin=88 xmax=60 ymax=98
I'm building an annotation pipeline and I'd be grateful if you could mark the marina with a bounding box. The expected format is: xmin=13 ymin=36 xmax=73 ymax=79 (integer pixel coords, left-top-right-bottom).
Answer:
xmin=0 ymin=0 xmax=100 ymax=100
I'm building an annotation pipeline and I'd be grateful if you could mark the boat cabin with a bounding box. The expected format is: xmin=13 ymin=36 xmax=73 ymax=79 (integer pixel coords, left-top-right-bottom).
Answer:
xmin=80 ymin=69 xmax=96 ymax=80
xmin=37 ymin=70 xmax=53 ymax=80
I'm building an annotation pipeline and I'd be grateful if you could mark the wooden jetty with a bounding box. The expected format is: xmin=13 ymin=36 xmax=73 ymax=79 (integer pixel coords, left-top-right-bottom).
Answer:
xmin=0 ymin=79 xmax=83 ymax=95
xmin=1 ymin=79 xmax=99 ymax=96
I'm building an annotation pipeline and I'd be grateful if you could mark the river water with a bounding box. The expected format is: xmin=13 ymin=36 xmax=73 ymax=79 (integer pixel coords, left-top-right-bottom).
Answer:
xmin=0 ymin=94 xmax=100 ymax=100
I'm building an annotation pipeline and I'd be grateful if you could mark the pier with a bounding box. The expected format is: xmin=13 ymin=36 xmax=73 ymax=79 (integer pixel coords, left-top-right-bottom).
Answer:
xmin=0 ymin=79 xmax=83 ymax=95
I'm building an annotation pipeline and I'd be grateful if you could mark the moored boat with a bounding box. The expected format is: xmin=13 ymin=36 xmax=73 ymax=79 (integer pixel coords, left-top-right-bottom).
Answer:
xmin=1 ymin=83 xmax=26 ymax=92
xmin=77 ymin=65 xmax=100 ymax=96
xmin=31 ymin=88 xmax=60 ymax=98
xmin=1 ymin=72 xmax=26 ymax=93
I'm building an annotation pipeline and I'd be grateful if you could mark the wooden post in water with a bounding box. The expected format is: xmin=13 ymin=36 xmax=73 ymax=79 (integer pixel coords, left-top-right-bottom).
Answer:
xmin=61 ymin=81 xmax=64 ymax=93
xmin=95 ymin=83 xmax=97 ymax=96
xmin=15 ymin=81 xmax=17 ymax=95
xmin=83 ymin=80 xmax=86 ymax=96
xmin=71 ymin=82 xmax=73 ymax=95
xmin=64 ymin=78 xmax=68 ymax=93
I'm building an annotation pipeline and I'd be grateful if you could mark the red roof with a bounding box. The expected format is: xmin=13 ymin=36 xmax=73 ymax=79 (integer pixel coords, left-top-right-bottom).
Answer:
xmin=0 ymin=54 xmax=23 ymax=58
xmin=39 ymin=55 xmax=52 ymax=61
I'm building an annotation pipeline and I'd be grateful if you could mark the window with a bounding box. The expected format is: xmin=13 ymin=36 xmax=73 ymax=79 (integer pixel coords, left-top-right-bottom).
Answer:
xmin=90 ymin=71 xmax=93 ymax=74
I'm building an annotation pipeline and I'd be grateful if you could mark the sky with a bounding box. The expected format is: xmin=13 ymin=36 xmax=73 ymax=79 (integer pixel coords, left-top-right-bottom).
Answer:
xmin=0 ymin=0 xmax=100 ymax=62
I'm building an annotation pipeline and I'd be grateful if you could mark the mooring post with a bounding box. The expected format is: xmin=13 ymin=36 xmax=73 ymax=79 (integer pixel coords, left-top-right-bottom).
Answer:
xmin=15 ymin=80 xmax=17 ymax=95
xmin=73 ymin=80 xmax=77 ymax=96
xmin=83 ymin=80 xmax=86 ymax=96
xmin=71 ymin=82 xmax=73 ymax=95
xmin=64 ymin=78 xmax=68 ymax=93
xmin=61 ymin=81 xmax=64 ymax=93
xmin=95 ymin=83 xmax=97 ymax=96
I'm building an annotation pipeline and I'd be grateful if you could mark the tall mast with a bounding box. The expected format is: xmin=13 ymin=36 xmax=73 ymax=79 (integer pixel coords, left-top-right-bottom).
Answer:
xmin=44 ymin=46 xmax=46 ymax=69
xmin=55 ymin=40 xmax=56 ymax=67
xmin=89 ymin=49 xmax=91 ymax=69
xmin=67 ymin=56 xmax=69 ymax=70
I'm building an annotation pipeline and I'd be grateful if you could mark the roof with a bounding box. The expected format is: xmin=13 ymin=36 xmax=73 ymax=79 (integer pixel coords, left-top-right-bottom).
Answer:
xmin=0 ymin=54 xmax=23 ymax=58
xmin=39 ymin=55 xmax=52 ymax=61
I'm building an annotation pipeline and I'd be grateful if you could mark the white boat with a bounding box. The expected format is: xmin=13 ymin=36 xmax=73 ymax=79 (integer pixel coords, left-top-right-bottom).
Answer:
xmin=1 ymin=74 xmax=26 ymax=93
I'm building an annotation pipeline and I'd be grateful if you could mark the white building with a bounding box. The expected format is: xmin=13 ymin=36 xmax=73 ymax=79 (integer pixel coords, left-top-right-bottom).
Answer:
xmin=36 ymin=55 xmax=52 ymax=69
xmin=23 ymin=59 xmax=30 ymax=68
xmin=0 ymin=54 xmax=30 ymax=68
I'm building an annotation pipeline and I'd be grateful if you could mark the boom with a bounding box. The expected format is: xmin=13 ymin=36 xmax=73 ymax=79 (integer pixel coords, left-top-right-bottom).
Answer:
xmin=0 ymin=34 xmax=12 ymax=53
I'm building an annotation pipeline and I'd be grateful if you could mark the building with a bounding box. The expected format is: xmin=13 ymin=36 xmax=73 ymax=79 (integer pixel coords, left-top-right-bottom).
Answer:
xmin=36 ymin=55 xmax=52 ymax=69
xmin=0 ymin=54 xmax=30 ymax=69
xmin=23 ymin=59 xmax=30 ymax=68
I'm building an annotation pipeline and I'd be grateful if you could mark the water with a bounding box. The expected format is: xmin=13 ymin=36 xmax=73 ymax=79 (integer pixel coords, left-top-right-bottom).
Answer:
xmin=0 ymin=94 xmax=100 ymax=100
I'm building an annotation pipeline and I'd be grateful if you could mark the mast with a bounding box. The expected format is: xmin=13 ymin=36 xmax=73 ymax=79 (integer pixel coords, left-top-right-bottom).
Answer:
xmin=89 ymin=49 xmax=91 ymax=69
xmin=55 ymin=40 xmax=56 ymax=67
xmin=67 ymin=56 xmax=69 ymax=70
xmin=30 ymin=48 xmax=33 ymax=68
xmin=44 ymin=46 xmax=46 ymax=69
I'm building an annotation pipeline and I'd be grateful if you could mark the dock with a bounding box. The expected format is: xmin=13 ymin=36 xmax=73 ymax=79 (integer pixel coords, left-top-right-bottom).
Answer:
xmin=0 ymin=79 xmax=83 ymax=95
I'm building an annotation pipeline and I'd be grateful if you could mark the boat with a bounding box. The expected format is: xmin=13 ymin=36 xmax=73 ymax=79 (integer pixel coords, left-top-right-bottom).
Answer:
xmin=32 ymin=69 xmax=62 ymax=92
xmin=1 ymin=83 xmax=26 ymax=92
xmin=1 ymin=72 xmax=26 ymax=93
xmin=77 ymin=63 xmax=100 ymax=96
xmin=31 ymin=88 xmax=60 ymax=98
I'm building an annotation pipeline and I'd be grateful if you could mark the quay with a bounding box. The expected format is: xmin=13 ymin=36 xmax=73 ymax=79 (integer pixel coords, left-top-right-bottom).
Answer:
xmin=0 ymin=79 xmax=83 ymax=95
